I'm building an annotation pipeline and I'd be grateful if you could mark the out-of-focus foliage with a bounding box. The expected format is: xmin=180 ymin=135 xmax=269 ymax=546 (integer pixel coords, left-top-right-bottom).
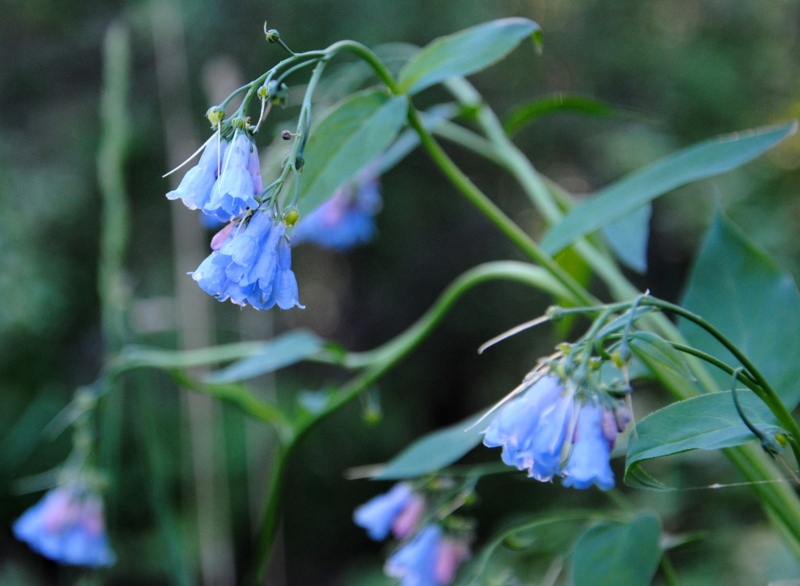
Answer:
xmin=2 ymin=0 xmax=800 ymax=584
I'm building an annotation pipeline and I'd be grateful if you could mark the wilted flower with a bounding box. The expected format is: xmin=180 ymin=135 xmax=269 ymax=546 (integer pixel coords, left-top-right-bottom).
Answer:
xmin=354 ymin=482 xmax=425 ymax=541
xmin=482 ymin=373 xmax=626 ymax=490
xmin=385 ymin=524 xmax=469 ymax=586
xmin=13 ymin=486 xmax=116 ymax=567
xmin=293 ymin=170 xmax=381 ymax=250
xmin=192 ymin=208 xmax=302 ymax=310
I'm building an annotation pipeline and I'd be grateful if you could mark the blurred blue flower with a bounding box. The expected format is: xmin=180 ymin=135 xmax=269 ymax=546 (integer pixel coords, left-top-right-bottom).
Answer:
xmin=562 ymin=402 xmax=617 ymax=490
xmin=385 ymin=524 xmax=441 ymax=586
xmin=167 ymin=131 xmax=228 ymax=211
xmin=13 ymin=486 xmax=116 ymax=567
xmin=353 ymin=482 xmax=423 ymax=541
xmin=203 ymin=131 xmax=262 ymax=222
xmin=192 ymin=208 xmax=302 ymax=310
xmin=293 ymin=170 xmax=381 ymax=251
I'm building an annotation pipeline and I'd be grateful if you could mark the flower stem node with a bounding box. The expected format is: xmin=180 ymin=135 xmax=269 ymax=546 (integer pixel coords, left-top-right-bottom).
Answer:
xmin=206 ymin=106 xmax=225 ymax=128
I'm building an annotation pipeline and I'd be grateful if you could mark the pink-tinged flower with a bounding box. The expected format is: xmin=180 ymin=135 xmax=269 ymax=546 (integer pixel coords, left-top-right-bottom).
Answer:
xmin=354 ymin=483 xmax=424 ymax=541
xmin=391 ymin=492 xmax=426 ymax=539
xmin=434 ymin=536 xmax=471 ymax=584
xmin=293 ymin=169 xmax=381 ymax=251
xmin=385 ymin=525 xmax=470 ymax=586
xmin=13 ymin=486 xmax=116 ymax=567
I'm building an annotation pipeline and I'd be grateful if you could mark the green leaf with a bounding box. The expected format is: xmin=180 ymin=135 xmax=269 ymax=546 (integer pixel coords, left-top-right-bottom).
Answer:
xmin=602 ymin=204 xmax=651 ymax=273
xmin=504 ymin=93 xmax=615 ymax=135
xmin=541 ymin=121 xmax=798 ymax=256
xmin=204 ymin=330 xmax=324 ymax=384
xmin=571 ymin=513 xmax=662 ymax=586
xmin=397 ymin=18 xmax=541 ymax=95
xmin=373 ymin=412 xmax=486 ymax=480
xmin=298 ymin=89 xmax=407 ymax=216
xmin=624 ymin=390 xmax=786 ymax=490
xmin=629 ymin=331 xmax=694 ymax=382
xmin=680 ymin=213 xmax=800 ymax=408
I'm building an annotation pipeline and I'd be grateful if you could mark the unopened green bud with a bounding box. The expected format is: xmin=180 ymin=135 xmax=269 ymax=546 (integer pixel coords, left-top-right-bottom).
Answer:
xmin=267 ymin=81 xmax=289 ymax=106
xmin=295 ymin=155 xmax=305 ymax=172
xmin=231 ymin=117 xmax=246 ymax=130
xmin=283 ymin=208 xmax=300 ymax=226
xmin=611 ymin=350 xmax=626 ymax=369
xmin=265 ymin=28 xmax=281 ymax=43
xmin=257 ymin=85 xmax=269 ymax=99
xmin=206 ymin=106 xmax=224 ymax=127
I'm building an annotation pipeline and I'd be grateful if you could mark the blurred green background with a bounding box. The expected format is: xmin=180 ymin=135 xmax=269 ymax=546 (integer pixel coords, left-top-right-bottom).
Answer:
xmin=2 ymin=0 xmax=800 ymax=584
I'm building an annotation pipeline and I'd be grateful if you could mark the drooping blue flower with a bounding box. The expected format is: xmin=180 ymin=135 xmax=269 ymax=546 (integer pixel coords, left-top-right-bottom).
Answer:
xmin=203 ymin=131 xmax=262 ymax=222
xmin=167 ymin=132 xmax=228 ymax=211
xmin=482 ymin=375 xmax=574 ymax=481
xmin=191 ymin=208 xmax=302 ymax=310
xmin=354 ymin=482 xmax=418 ymax=541
xmin=562 ymin=403 xmax=617 ymax=490
xmin=354 ymin=483 xmax=425 ymax=541
xmin=385 ymin=524 xmax=442 ymax=586
xmin=293 ymin=170 xmax=381 ymax=251
xmin=482 ymin=373 xmax=625 ymax=490
xmin=13 ymin=486 xmax=116 ymax=567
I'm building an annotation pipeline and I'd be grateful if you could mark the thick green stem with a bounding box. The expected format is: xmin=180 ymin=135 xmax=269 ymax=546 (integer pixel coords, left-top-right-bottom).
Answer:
xmin=405 ymin=107 xmax=597 ymax=307
xmin=247 ymin=444 xmax=290 ymax=585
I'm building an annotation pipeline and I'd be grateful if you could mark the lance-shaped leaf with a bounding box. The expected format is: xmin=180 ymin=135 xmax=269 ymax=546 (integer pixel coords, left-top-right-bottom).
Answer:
xmin=602 ymin=204 xmax=651 ymax=273
xmin=680 ymin=213 xmax=800 ymax=409
xmin=398 ymin=18 xmax=541 ymax=95
xmin=541 ymin=121 xmax=798 ymax=256
xmin=204 ymin=330 xmax=324 ymax=384
xmin=298 ymin=89 xmax=407 ymax=216
xmin=624 ymin=391 xmax=787 ymax=490
xmin=373 ymin=412 xmax=486 ymax=480
xmin=571 ymin=513 xmax=662 ymax=586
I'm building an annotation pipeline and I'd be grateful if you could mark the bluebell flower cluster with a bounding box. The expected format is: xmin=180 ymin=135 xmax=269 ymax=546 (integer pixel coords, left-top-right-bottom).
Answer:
xmin=168 ymin=130 xmax=262 ymax=223
xmin=13 ymin=486 xmax=116 ymax=567
xmin=354 ymin=484 xmax=469 ymax=585
xmin=192 ymin=209 xmax=302 ymax=310
xmin=293 ymin=170 xmax=381 ymax=251
xmin=482 ymin=373 xmax=628 ymax=490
